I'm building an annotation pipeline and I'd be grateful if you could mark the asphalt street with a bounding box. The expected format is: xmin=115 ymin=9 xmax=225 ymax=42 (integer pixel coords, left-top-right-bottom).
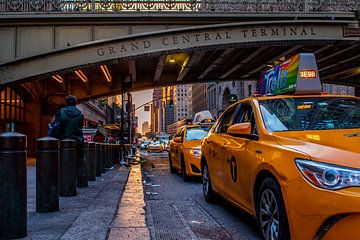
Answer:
xmin=141 ymin=151 xmax=260 ymax=240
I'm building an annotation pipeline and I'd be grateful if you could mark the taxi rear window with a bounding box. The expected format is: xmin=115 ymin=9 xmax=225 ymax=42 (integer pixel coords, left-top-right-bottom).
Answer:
xmin=259 ymin=97 xmax=360 ymax=131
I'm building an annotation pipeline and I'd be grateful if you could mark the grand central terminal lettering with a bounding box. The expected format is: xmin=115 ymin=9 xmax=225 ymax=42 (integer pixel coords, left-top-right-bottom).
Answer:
xmin=96 ymin=27 xmax=317 ymax=57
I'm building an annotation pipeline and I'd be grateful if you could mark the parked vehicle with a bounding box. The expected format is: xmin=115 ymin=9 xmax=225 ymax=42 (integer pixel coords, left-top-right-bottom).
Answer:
xmin=147 ymin=141 xmax=164 ymax=152
xmin=201 ymin=53 xmax=360 ymax=240
xmin=169 ymin=125 xmax=210 ymax=181
xmin=140 ymin=141 xmax=150 ymax=150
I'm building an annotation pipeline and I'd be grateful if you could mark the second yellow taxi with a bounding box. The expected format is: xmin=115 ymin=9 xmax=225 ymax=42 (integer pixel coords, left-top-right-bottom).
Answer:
xmin=169 ymin=124 xmax=210 ymax=181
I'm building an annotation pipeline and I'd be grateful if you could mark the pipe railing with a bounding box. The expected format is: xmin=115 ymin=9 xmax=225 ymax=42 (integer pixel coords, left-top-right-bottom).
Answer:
xmin=0 ymin=0 xmax=359 ymax=13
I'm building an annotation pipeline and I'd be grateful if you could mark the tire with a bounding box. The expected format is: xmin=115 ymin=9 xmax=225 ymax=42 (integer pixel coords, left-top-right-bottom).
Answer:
xmin=256 ymin=178 xmax=290 ymax=240
xmin=169 ymin=153 xmax=176 ymax=174
xmin=181 ymin=156 xmax=189 ymax=182
xmin=201 ymin=160 xmax=217 ymax=203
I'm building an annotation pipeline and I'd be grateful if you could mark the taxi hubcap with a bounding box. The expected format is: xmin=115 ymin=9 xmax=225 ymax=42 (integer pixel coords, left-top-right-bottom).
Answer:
xmin=259 ymin=190 xmax=279 ymax=240
xmin=202 ymin=165 xmax=209 ymax=195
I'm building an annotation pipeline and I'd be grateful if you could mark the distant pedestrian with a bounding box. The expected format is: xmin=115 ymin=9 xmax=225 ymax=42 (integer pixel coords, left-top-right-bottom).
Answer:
xmin=58 ymin=95 xmax=87 ymax=187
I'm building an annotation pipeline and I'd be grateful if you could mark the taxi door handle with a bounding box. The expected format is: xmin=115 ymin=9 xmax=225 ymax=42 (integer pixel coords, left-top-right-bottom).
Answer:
xmin=221 ymin=144 xmax=227 ymax=150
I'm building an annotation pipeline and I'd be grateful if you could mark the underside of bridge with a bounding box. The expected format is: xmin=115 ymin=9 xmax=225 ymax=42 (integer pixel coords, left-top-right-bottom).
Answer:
xmin=28 ymin=41 xmax=359 ymax=116
xmin=0 ymin=8 xmax=360 ymax=154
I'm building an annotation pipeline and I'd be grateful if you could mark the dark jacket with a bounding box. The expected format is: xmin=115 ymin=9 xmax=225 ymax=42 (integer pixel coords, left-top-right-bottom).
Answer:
xmin=59 ymin=105 xmax=84 ymax=143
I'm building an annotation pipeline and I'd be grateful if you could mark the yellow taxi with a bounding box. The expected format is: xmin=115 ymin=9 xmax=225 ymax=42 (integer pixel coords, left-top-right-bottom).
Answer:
xmin=201 ymin=53 xmax=360 ymax=240
xmin=147 ymin=140 xmax=164 ymax=153
xmin=169 ymin=124 xmax=211 ymax=181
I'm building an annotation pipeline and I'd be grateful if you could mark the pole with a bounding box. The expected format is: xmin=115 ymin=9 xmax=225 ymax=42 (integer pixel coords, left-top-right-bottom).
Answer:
xmin=0 ymin=132 xmax=27 ymax=239
xmin=127 ymin=92 xmax=132 ymax=144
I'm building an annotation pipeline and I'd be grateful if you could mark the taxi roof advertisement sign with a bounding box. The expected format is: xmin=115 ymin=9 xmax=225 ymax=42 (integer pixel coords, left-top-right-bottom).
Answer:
xmin=258 ymin=53 xmax=322 ymax=95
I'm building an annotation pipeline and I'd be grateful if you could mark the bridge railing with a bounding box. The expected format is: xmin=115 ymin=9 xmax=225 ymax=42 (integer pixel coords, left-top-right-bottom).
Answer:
xmin=0 ymin=0 xmax=359 ymax=13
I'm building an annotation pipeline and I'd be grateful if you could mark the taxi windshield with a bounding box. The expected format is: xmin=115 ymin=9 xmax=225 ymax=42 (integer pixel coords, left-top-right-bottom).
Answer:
xmin=259 ymin=97 xmax=360 ymax=132
xmin=186 ymin=127 xmax=209 ymax=141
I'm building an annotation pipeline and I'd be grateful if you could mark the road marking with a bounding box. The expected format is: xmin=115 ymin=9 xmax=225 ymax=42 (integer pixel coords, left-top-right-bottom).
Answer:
xmin=172 ymin=204 xmax=199 ymax=240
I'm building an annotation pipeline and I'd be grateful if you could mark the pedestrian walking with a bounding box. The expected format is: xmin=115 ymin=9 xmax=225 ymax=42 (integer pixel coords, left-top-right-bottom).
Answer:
xmin=57 ymin=95 xmax=87 ymax=187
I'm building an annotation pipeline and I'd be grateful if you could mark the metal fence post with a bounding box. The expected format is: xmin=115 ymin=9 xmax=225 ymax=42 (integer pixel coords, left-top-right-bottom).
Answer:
xmin=36 ymin=137 xmax=59 ymax=212
xmin=59 ymin=139 xmax=77 ymax=197
xmin=88 ymin=142 xmax=96 ymax=181
xmin=95 ymin=143 xmax=101 ymax=176
xmin=0 ymin=132 xmax=27 ymax=239
xmin=101 ymin=143 xmax=106 ymax=173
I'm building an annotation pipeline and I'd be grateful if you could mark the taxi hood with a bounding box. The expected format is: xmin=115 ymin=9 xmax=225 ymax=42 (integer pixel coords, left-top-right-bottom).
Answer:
xmin=272 ymin=130 xmax=360 ymax=168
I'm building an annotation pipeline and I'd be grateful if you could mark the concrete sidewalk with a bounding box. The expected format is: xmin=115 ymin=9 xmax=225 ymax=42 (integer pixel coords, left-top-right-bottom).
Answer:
xmin=24 ymin=165 xmax=130 ymax=240
xmin=108 ymin=164 xmax=150 ymax=240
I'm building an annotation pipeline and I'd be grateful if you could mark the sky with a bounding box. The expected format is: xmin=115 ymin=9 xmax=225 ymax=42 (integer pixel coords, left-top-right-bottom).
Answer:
xmin=132 ymin=89 xmax=153 ymax=133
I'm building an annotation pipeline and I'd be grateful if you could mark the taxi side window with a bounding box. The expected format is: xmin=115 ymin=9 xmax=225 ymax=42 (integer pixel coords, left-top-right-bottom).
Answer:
xmin=234 ymin=103 xmax=258 ymax=135
xmin=216 ymin=106 xmax=237 ymax=134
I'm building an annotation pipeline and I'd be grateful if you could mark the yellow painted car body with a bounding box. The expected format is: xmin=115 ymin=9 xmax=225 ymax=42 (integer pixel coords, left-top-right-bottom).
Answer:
xmin=169 ymin=124 xmax=212 ymax=178
xmin=201 ymin=94 xmax=360 ymax=240
xmin=147 ymin=141 xmax=164 ymax=152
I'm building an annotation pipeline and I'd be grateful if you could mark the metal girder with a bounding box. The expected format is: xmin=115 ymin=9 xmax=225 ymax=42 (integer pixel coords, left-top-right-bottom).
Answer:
xmin=317 ymin=45 xmax=359 ymax=63
xmin=176 ymin=51 xmax=207 ymax=82
xmin=322 ymin=66 xmax=360 ymax=80
xmin=221 ymin=47 xmax=266 ymax=79
xmin=320 ymin=54 xmax=360 ymax=72
xmin=198 ymin=48 xmax=236 ymax=79
xmin=154 ymin=56 xmax=167 ymax=82
xmin=242 ymin=45 xmax=303 ymax=78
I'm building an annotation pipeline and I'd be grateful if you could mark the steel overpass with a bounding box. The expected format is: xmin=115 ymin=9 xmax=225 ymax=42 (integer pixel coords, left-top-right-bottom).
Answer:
xmin=0 ymin=0 xmax=359 ymax=129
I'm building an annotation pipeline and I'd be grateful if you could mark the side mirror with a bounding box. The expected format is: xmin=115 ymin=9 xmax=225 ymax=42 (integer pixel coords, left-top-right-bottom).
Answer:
xmin=173 ymin=137 xmax=182 ymax=143
xmin=227 ymin=122 xmax=258 ymax=140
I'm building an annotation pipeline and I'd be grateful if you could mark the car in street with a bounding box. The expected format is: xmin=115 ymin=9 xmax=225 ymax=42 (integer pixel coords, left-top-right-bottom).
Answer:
xmin=169 ymin=124 xmax=211 ymax=181
xmin=201 ymin=93 xmax=360 ymax=240
xmin=140 ymin=140 xmax=150 ymax=150
xmin=147 ymin=141 xmax=164 ymax=153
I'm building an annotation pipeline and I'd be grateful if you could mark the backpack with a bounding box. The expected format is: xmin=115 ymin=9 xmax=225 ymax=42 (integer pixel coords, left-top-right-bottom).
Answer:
xmin=48 ymin=110 xmax=62 ymax=138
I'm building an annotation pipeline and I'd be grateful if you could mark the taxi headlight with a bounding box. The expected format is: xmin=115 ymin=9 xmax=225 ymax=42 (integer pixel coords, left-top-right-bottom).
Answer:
xmin=188 ymin=148 xmax=201 ymax=157
xmin=295 ymin=159 xmax=360 ymax=190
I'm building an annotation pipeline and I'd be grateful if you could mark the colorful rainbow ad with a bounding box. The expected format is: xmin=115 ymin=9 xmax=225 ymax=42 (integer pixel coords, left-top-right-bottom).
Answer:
xmin=258 ymin=53 xmax=321 ymax=95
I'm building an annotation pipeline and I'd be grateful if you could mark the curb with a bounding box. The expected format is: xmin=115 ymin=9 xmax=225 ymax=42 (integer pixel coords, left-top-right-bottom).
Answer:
xmin=108 ymin=164 xmax=150 ymax=239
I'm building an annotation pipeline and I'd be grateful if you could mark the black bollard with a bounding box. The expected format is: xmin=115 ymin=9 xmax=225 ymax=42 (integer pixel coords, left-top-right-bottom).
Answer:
xmin=77 ymin=141 xmax=88 ymax=188
xmin=59 ymin=139 xmax=77 ymax=197
xmin=95 ymin=143 xmax=101 ymax=177
xmin=100 ymin=143 xmax=106 ymax=173
xmin=88 ymin=142 xmax=96 ymax=181
xmin=106 ymin=144 xmax=111 ymax=169
xmin=83 ymin=142 xmax=90 ymax=182
xmin=0 ymin=132 xmax=27 ymax=239
xmin=36 ymin=137 xmax=59 ymax=212
xmin=110 ymin=144 xmax=113 ymax=167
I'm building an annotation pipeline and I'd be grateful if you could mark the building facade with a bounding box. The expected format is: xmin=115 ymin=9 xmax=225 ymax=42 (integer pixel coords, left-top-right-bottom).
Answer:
xmin=152 ymin=86 xmax=175 ymax=133
xmin=173 ymin=84 xmax=192 ymax=121
xmin=191 ymin=83 xmax=207 ymax=114
xmin=322 ymin=83 xmax=355 ymax=96
xmin=142 ymin=121 xmax=149 ymax=135
xmin=207 ymin=80 xmax=257 ymax=119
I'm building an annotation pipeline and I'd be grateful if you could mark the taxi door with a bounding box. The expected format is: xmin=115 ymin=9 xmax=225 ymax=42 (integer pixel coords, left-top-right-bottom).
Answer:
xmin=224 ymin=102 xmax=258 ymax=212
xmin=171 ymin=128 xmax=184 ymax=169
xmin=206 ymin=106 xmax=237 ymax=195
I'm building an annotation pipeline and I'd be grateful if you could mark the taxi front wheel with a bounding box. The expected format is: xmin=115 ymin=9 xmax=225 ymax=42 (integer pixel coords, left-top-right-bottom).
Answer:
xmin=256 ymin=178 xmax=290 ymax=240
xmin=181 ymin=157 xmax=189 ymax=182
xmin=201 ymin=161 xmax=216 ymax=203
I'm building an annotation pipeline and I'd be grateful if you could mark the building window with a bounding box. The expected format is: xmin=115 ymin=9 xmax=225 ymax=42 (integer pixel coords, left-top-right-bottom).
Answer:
xmin=0 ymin=87 xmax=26 ymax=132
xmin=248 ymin=84 xmax=252 ymax=97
